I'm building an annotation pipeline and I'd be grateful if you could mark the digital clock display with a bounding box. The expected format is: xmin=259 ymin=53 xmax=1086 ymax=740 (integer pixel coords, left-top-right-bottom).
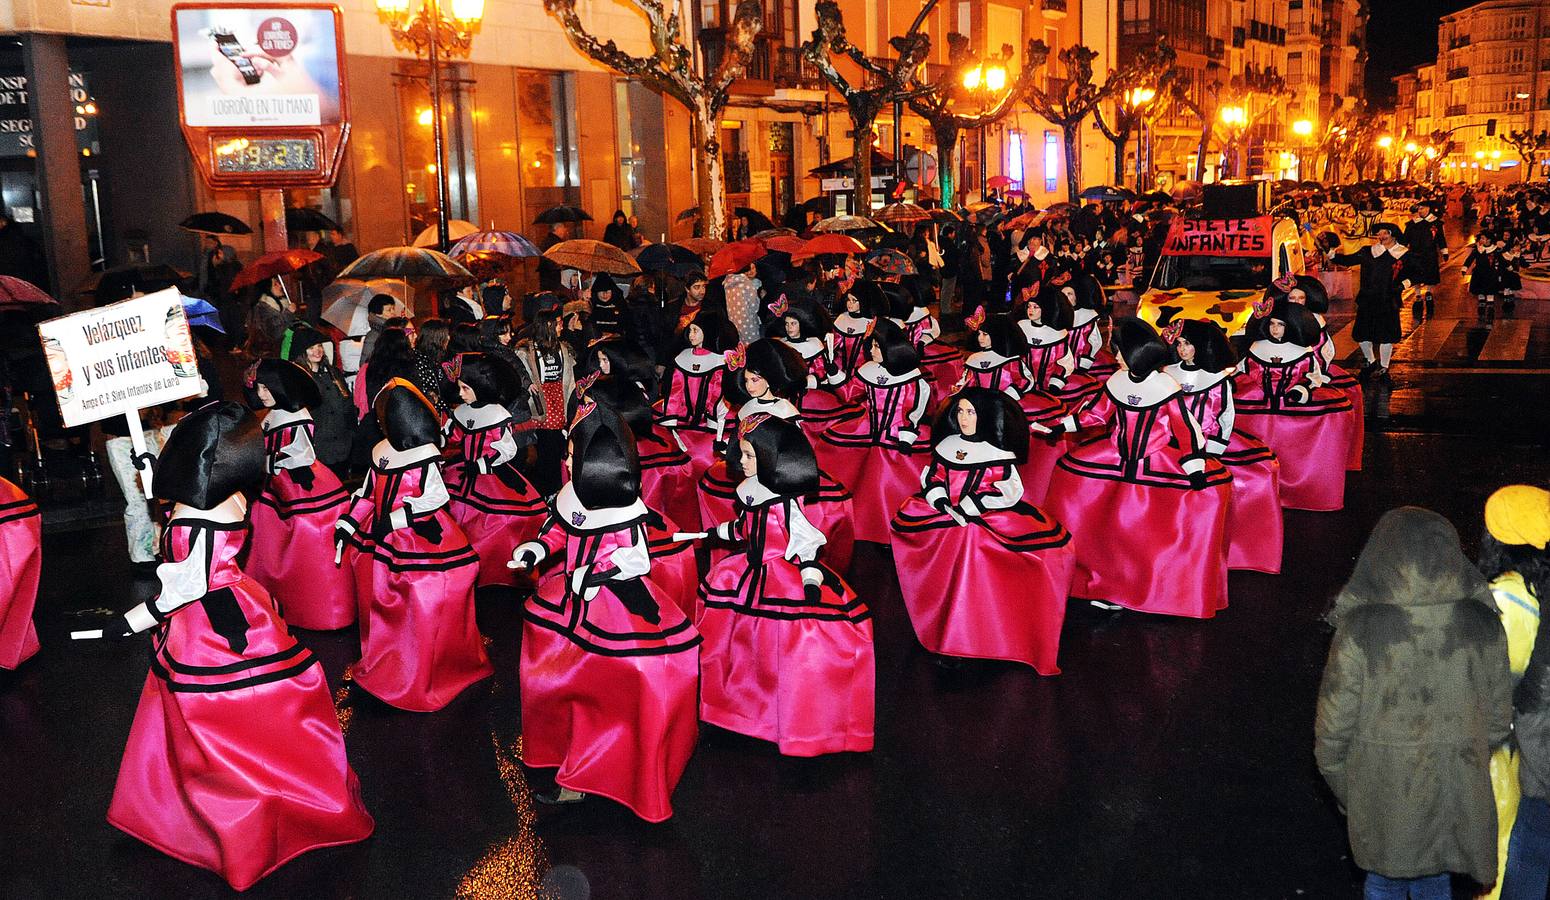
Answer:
xmin=212 ymin=137 xmax=319 ymax=174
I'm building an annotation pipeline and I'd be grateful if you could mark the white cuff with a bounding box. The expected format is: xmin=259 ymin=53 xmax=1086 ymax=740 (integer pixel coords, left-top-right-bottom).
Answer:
xmin=1182 ymin=456 xmax=1205 ymax=475
xmin=1204 ymin=437 xmax=1229 ymax=456
xmin=800 ymin=564 xmax=823 ymax=587
xmin=898 ymin=430 xmax=918 ymax=446
xmin=1059 ymin=415 xmax=1078 ymax=433
xmin=959 ymin=495 xmax=983 ymax=518
xmin=390 ymin=507 xmax=409 ymax=531
xmin=923 ymin=485 xmax=948 ymax=508
xmin=124 ymin=604 xmax=158 ymax=634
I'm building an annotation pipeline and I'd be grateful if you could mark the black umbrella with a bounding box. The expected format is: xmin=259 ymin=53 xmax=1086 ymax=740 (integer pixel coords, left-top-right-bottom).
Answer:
xmin=667 ymin=260 xmax=704 ymax=281
xmin=179 ymin=212 xmax=252 ymax=236
xmin=1080 ymin=185 xmax=1135 ymax=203
xmin=635 ymin=243 xmax=701 ymax=273
xmin=733 ymin=207 xmax=775 ymax=233
xmin=285 ymin=207 xmax=342 ymax=233
xmin=533 ymin=205 xmax=593 ymax=225
xmin=676 ymin=207 xmax=701 ymax=222
xmin=77 ymin=264 xmax=189 ymax=305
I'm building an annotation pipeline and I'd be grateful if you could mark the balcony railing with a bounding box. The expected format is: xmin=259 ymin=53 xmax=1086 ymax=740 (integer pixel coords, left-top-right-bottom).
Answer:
xmin=1206 ymin=37 xmax=1226 ymax=59
xmin=774 ymin=47 xmax=825 ymax=90
xmin=1446 ymin=104 xmax=1467 ymax=117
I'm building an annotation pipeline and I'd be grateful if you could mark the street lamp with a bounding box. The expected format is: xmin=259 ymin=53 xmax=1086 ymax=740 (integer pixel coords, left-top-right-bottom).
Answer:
xmin=1125 ymin=86 xmax=1157 ymax=189
xmin=1219 ymin=105 xmax=1248 ymax=177
xmin=377 ymin=0 xmax=486 ymax=250
xmin=1292 ymin=119 xmax=1314 ymax=137
xmin=962 ymin=62 xmax=1008 ymax=200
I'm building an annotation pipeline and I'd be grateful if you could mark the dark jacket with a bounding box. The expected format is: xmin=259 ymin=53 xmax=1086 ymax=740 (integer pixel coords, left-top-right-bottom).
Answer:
xmin=303 ymin=361 xmax=354 ymax=467
xmin=1315 ymin=507 xmax=1512 ymax=886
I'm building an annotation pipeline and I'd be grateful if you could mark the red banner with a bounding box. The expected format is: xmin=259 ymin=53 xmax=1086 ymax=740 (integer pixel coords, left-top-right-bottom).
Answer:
xmin=1161 ymin=216 xmax=1273 ymax=257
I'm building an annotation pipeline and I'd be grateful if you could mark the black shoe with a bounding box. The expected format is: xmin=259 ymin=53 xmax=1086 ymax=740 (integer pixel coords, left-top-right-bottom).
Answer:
xmin=1376 ymin=366 xmax=1392 ymax=384
xmin=1357 ymin=362 xmax=1379 ymax=382
xmin=1412 ymin=299 xmax=1425 ymax=321
xmin=535 ymin=787 xmax=587 ymax=806
xmin=1425 ymin=296 xmax=1435 ymax=316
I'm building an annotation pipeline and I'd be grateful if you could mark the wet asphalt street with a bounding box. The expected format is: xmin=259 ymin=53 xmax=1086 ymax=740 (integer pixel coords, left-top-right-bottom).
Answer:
xmin=2 ymin=236 xmax=1548 ymax=900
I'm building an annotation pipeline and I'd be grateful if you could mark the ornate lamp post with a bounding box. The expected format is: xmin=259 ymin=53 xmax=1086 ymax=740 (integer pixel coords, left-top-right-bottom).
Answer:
xmin=376 ymin=0 xmax=485 ymax=249
xmin=1218 ymin=104 xmax=1247 ymax=178
xmin=1125 ymin=86 xmax=1155 ymax=189
xmin=961 ymin=61 xmax=1008 ymax=200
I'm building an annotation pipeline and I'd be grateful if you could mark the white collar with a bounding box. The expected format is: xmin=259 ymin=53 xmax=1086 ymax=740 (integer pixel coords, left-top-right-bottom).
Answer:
xmin=740 ymin=396 xmax=799 ymax=420
xmin=553 ymin=482 xmax=648 ymax=530
xmin=736 ymin=476 xmax=786 ymax=508
xmin=1371 ymin=243 xmax=1407 ymax=258
xmin=1424 ymin=214 xmax=1438 ymax=222
xmin=675 ymin=347 xmax=725 ymax=371
xmin=780 ymin=337 xmax=825 ymax=359
xmin=170 ymin=493 xmax=248 ymax=525
xmin=1248 ymin=339 xmax=1313 ymax=363
xmin=934 ymin=433 xmax=1014 ymax=465
xmin=1163 ymin=362 xmax=1230 ymax=391
xmin=1018 ymin=320 xmax=1068 ymax=345
xmin=833 ymin=313 xmax=872 ymax=334
xmin=1071 ymin=308 xmax=1098 ymax=327
xmin=1103 ymin=368 xmax=1180 ymax=407
xmin=453 ymin=403 xmax=511 ymax=429
xmin=857 ymin=361 xmax=922 ymax=385
xmin=965 ymin=350 xmax=1016 ymax=369
xmin=905 ymin=307 xmax=931 ymax=325
xmin=1032 ymin=246 xmax=1050 ymax=261
xmin=262 ymin=407 xmax=312 ymax=430
xmin=371 ymin=440 xmax=442 ymax=470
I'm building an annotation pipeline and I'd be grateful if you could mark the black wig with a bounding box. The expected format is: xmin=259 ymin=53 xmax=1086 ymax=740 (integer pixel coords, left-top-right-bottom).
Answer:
xmin=455 ymin=352 xmax=521 ymax=408
xmin=374 ymin=378 xmax=443 ymax=450
xmin=974 ymin=313 xmax=1030 ymax=359
xmin=153 ymin=401 xmax=265 ymax=508
xmin=931 ymin=387 xmax=1030 ymax=464
xmin=1173 ymin=319 xmax=1237 ymax=372
xmin=740 ymin=414 xmax=819 ymax=497
xmin=569 ymin=403 xmax=641 ymax=508
xmin=245 ymin=358 xmax=321 ymax=413
xmin=865 ymin=317 xmax=920 ymax=375
xmin=726 ymin=338 xmax=806 ymax=405
xmin=1113 ymin=316 xmax=1171 ymax=377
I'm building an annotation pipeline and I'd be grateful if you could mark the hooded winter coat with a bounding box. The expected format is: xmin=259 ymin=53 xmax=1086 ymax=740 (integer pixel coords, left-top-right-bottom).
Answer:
xmin=1315 ymin=506 xmax=1513 ymax=886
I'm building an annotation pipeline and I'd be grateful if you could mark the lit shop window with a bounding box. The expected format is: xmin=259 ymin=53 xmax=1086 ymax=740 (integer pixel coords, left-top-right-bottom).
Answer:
xmin=1043 ymin=130 xmax=1059 ymax=193
xmin=1009 ymin=131 xmax=1024 ymax=185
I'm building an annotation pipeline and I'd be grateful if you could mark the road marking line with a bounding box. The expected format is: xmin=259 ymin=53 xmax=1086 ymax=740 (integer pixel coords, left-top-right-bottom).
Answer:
xmin=1397 ymin=366 xmax=1549 ymax=375
xmin=1393 ymin=317 xmax=1459 ymax=361
xmin=1332 ymin=320 xmax=1358 ymax=359
xmin=1478 ymin=320 xmax=1533 ymax=361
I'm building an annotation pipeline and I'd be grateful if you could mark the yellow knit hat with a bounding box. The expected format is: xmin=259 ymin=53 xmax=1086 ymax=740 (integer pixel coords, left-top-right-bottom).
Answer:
xmin=1485 ymin=485 xmax=1550 ymax=550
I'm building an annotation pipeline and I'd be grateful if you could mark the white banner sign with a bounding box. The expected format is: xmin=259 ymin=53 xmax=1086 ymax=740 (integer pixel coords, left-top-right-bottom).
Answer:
xmin=37 ymin=288 xmax=205 ymax=428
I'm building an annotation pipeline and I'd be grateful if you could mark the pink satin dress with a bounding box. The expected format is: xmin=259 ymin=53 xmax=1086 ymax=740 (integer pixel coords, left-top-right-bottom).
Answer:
xmin=247 ymin=410 xmax=357 ymax=629
xmin=657 ymin=347 xmax=729 ymax=477
xmin=0 ymin=476 xmax=40 ymax=668
xmin=963 ymin=350 xmax=1069 ymax=505
xmin=1167 ymin=363 xmax=1285 ymax=575
xmin=891 ymin=436 xmax=1074 ymax=673
xmin=826 ymin=314 xmax=873 ymax=403
xmin=780 ymin=337 xmax=865 ymax=439
xmin=904 ymin=311 xmax=964 ymax=404
xmin=816 ymin=362 xmax=932 ymax=545
xmin=698 ymin=479 xmax=874 ymax=756
xmin=1044 ymin=370 xmax=1232 ymax=617
xmin=520 ymin=487 xmax=701 ymax=822
xmin=108 ymin=516 xmax=373 ymax=890
xmin=341 ymin=442 xmax=492 ymax=711
xmin=444 ymin=403 xmax=547 ymax=589
xmin=1233 ymin=339 xmax=1355 ymax=512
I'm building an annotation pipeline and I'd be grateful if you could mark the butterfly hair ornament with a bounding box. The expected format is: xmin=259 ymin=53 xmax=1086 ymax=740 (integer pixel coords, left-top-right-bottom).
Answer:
xmin=573 ymin=370 xmax=600 ymax=399
xmin=965 ymin=305 xmax=988 ymax=331
xmin=1272 ymin=273 xmax=1299 ymax=293
xmin=1051 ymin=271 xmax=1071 ymax=286
xmin=242 ymin=361 xmax=260 ymax=389
xmin=767 ymin=296 xmax=789 ymax=318
xmin=724 ymin=342 xmax=748 ymax=371
xmin=1252 ymin=293 xmax=1275 ymax=319
xmin=738 ymin=413 xmax=770 ymax=440
xmin=569 ymin=399 xmax=597 ymax=431
xmin=441 ymin=354 xmax=464 ymax=385
xmin=1160 ymin=320 xmax=1184 ymax=345
xmin=1019 ymin=283 xmax=1041 ymax=303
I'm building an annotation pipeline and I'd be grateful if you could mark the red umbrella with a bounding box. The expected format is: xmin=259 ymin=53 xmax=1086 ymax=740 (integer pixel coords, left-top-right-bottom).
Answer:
xmin=230 ymin=248 xmax=325 ymax=291
xmin=986 ymin=175 xmax=1018 ymax=189
xmin=707 ymin=238 xmax=767 ymax=279
xmin=0 ymin=275 xmax=56 ymax=312
xmin=763 ymin=235 xmax=807 ymax=255
xmin=790 ymin=233 xmax=867 ymax=263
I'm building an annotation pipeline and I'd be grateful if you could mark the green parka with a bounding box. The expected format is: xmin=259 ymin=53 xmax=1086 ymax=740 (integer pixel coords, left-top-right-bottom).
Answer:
xmin=1315 ymin=507 xmax=1513 ymax=886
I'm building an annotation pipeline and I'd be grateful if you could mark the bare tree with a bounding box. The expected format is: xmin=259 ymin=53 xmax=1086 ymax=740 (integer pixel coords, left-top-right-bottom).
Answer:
xmin=1091 ymin=37 xmax=1176 ymax=186
xmin=802 ymin=0 xmax=933 ymax=213
xmin=1161 ymin=67 xmax=1285 ymax=181
xmin=1023 ymin=40 xmax=1172 ymax=202
xmin=545 ymin=0 xmax=762 ymax=240
xmin=1506 ymin=129 xmax=1550 ymax=181
xmin=907 ymin=33 xmax=1035 ymax=207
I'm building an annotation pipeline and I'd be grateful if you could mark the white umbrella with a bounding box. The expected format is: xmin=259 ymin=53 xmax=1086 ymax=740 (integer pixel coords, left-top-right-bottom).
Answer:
xmin=322 ymin=278 xmax=410 ymax=335
xmin=411 ymin=220 xmax=479 ymax=248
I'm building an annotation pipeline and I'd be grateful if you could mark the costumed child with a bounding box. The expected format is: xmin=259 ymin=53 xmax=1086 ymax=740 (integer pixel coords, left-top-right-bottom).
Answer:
xmin=894 ymin=275 xmax=964 ymax=396
xmin=1018 ymin=282 xmax=1101 ymax=407
xmin=336 ymin=378 xmax=493 ymax=711
xmin=657 ymin=308 xmax=738 ymax=476
xmin=827 ymin=281 xmax=883 ymax=403
xmin=1044 ymin=317 xmax=1232 ymax=617
xmin=0 ymin=474 xmax=40 ymax=669
xmin=962 ymin=307 xmax=1067 ymax=503
xmin=701 ymin=339 xmax=856 ymax=574
xmin=1464 ymin=230 xmax=1508 ymax=321
xmin=889 ymin=388 xmax=1074 ymax=673
xmin=1162 ymin=319 xmax=1284 ymax=575
xmin=1232 ymin=298 xmax=1355 ymax=513
xmin=442 ymin=352 xmax=547 ymax=589
xmin=509 ymin=403 xmax=701 ymax=820
xmin=82 ymin=402 xmax=373 ymax=891
xmin=815 ymin=318 xmax=931 ymax=545
xmin=1065 ymin=271 xmax=1118 ymax=378
xmin=699 ymin=414 xmax=874 ymax=755
xmin=244 ymin=358 xmax=358 ymax=630
xmin=771 ymin=296 xmax=863 ymax=431
xmin=1272 ymin=274 xmax=1364 ymax=472
xmin=582 ymin=374 xmax=702 ymax=614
